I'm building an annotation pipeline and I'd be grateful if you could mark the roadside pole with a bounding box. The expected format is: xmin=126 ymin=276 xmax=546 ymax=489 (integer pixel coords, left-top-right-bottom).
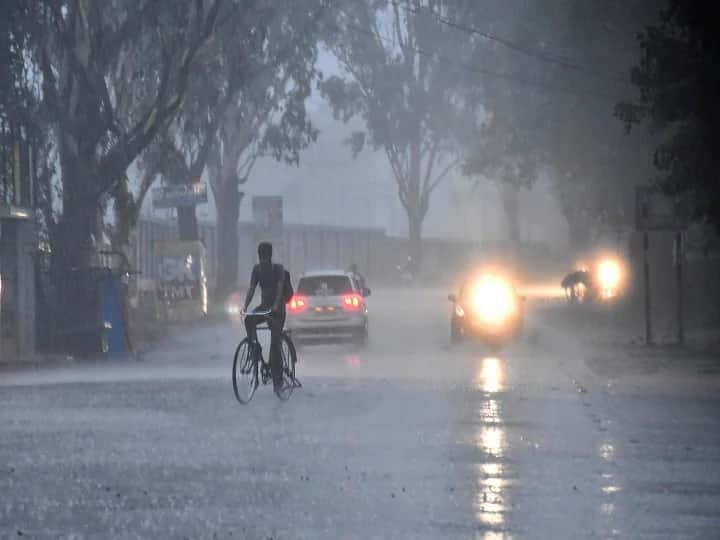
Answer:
xmin=675 ymin=231 xmax=684 ymax=345
xmin=643 ymin=229 xmax=653 ymax=346
xmin=635 ymin=186 xmax=688 ymax=348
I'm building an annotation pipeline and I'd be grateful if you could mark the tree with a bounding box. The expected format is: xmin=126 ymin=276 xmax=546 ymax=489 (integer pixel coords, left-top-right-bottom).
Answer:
xmin=31 ymin=0 xmax=221 ymax=274
xmin=460 ymin=0 xmax=659 ymax=250
xmin=131 ymin=1 xmax=325 ymax=299
xmin=616 ymin=0 xmax=720 ymax=228
xmin=321 ymin=0 xmax=480 ymax=273
xmin=550 ymin=0 xmax=660 ymax=247
xmin=464 ymin=114 xmax=540 ymax=247
xmin=207 ymin=0 xmax=325 ymax=300
xmin=1 ymin=1 xmax=57 ymax=251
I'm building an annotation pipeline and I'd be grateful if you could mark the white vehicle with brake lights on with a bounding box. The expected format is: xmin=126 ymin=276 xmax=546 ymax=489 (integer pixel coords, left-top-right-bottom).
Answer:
xmin=286 ymin=270 xmax=370 ymax=345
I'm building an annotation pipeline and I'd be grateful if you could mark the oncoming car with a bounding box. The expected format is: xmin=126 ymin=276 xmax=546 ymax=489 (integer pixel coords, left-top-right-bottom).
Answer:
xmin=448 ymin=273 xmax=525 ymax=350
xmin=286 ymin=270 xmax=370 ymax=345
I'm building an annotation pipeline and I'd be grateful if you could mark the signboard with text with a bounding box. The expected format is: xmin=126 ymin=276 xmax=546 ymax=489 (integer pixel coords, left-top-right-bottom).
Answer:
xmin=156 ymin=241 xmax=207 ymax=321
xmin=152 ymin=182 xmax=208 ymax=209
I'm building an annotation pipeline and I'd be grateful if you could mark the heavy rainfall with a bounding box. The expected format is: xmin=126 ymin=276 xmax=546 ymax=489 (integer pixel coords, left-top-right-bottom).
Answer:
xmin=1 ymin=1 xmax=719 ymax=539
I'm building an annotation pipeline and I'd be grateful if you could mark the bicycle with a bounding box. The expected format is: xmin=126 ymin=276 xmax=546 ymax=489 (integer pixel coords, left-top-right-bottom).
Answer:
xmin=232 ymin=309 xmax=301 ymax=403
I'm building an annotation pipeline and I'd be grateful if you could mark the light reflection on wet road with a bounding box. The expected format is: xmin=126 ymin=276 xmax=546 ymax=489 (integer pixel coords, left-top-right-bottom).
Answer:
xmin=473 ymin=357 xmax=508 ymax=536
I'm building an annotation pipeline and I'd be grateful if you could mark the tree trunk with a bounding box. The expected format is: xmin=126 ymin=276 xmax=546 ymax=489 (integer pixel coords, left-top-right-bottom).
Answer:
xmin=58 ymin=146 xmax=97 ymax=272
xmin=502 ymin=182 xmax=521 ymax=247
xmin=177 ymin=206 xmax=199 ymax=241
xmin=407 ymin=211 xmax=423 ymax=275
xmin=214 ymin=183 xmax=243 ymax=302
xmin=55 ymin=146 xmax=102 ymax=351
xmin=405 ymin=140 xmax=424 ymax=275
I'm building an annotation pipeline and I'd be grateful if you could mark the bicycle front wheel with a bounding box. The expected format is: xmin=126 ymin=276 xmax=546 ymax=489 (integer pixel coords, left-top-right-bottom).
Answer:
xmin=232 ymin=338 xmax=258 ymax=404
xmin=275 ymin=333 xmax=298 ymax=401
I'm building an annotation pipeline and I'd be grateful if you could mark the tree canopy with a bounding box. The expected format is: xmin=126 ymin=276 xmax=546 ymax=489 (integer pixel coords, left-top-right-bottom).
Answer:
xmin=321 ymin=0 xmax=481 ymax=270
xmin=617 ymin=0 xmax=720 ymax=228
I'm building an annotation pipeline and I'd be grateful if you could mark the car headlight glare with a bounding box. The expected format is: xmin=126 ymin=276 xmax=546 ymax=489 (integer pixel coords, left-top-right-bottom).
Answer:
xmin=470 ymin=276 xmax=516 ymax=324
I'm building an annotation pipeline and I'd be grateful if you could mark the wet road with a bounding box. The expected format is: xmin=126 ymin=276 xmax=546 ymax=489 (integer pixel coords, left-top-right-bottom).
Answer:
xmin=2 ymin=289 xmax=720 ymax=539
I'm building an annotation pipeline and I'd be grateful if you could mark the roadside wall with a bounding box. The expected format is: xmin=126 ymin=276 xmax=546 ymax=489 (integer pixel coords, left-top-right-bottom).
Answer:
xmin=130 ymin=218 xmax=565 ymax=290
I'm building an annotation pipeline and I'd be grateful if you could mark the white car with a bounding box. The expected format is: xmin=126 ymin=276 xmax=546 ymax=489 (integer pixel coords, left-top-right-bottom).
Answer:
xmin=287 ymin=270 xmax=370 ymax=345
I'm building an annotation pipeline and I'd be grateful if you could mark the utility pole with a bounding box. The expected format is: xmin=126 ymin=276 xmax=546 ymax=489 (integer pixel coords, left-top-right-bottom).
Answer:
xmin=675 ymin=231 xmax=684 ymax=346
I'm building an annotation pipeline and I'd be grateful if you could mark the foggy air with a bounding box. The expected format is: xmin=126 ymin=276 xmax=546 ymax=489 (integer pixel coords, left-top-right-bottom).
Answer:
xmin=2 ymin=1 xmax=719 ymax=538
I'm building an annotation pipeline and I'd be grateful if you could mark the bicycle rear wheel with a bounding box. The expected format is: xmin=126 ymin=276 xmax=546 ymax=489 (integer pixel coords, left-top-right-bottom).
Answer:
xmin=275 ymin=333 xmax=298 ymax=401
xmin=232 ymin=338 xmax=258 ymax=404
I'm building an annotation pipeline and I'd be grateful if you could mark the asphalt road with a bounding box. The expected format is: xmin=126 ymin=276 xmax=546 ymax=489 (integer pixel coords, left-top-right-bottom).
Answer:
xmin=2 ymin=289 xmax=720 ymax=539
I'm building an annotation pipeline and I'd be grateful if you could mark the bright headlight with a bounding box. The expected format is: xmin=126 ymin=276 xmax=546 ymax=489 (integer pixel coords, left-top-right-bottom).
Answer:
xmin=226 ymin=304 xmax=240 ymax=315
xmin=470 ymin=275 xmax=516 ymax=323
xmin=597 ymin=259 xmax=621 ymax=289
xmin=596 ymin=257 xmax=624 ymax=299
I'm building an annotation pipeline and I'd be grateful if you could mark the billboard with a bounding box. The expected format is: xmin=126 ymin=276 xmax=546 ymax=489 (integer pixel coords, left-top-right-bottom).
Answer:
xmin=152 ymin=182 xmax=208 ymax=209
xmin=156 ymin=240 xmax=207 ymax=320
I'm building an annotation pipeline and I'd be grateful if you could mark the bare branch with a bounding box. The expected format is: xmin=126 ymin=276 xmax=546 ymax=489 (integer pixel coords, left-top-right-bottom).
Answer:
xmin=109 ymin=1 xmax=153 ymax=55
xmin=420 ymin=138 xmax=440 ymax=195
xmin=392 ymin=2 xmax=406 ymax=50
xmin=426 ymin=156 xmax=461 ymax=195
xmin=98 ymin=0 xmax=222 ymax=192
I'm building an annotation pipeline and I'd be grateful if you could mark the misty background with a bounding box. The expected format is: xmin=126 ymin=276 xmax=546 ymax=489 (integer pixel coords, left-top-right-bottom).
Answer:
xmin=138 ymin=50 xmax=568 ymax=248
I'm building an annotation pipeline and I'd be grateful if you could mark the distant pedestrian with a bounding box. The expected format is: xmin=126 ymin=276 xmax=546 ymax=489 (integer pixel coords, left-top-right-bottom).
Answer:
xmin=347 ymin=263 xmax=367 ymax=292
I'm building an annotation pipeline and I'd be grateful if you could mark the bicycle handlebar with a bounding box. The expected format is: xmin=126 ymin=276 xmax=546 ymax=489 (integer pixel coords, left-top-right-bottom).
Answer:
xmin=242 ymin=309 xmax=274 ymax=320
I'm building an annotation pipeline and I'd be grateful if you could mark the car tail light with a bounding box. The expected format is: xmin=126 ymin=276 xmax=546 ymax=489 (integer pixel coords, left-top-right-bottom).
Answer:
xmin=288 ymin=295 xmax=308 ymax=313
xmin=342 ymin=293 xmax=364 ymax=311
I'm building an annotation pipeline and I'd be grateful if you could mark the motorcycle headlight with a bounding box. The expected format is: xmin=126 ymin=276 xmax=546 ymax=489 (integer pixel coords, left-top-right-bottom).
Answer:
xmin=455 ymin=304 xmax=465 ymax=317
xmin=595 ymin=256 xmax=626 ymax=300
xmin=597 ymin=258 xmax=622 ymax=294
xmin=470 ymin=276 xmax=516 ymax=324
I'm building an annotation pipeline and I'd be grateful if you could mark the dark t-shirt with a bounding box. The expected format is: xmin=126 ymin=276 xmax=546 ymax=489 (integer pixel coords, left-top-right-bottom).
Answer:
xmin=561 ymin=270 xmax=591 ymax=289
xmin=251 ymin=262 xmax=283 ymax=309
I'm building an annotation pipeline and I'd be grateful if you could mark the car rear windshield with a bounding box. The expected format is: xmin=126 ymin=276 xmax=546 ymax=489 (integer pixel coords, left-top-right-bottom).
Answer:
xmin=297 ymin=276 xmax=354 ymax=296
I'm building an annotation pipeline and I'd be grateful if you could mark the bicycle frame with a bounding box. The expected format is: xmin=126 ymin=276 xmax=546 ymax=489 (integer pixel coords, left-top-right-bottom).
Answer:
xmin=242 ymin=309 xmax=301 ymax=388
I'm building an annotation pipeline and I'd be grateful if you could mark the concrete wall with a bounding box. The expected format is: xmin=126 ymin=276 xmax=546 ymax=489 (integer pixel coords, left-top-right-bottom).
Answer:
xmin=130 ymin=220 xmax=387 ymax=289
xmin=129 ymin=218 xmax=566 ymax=292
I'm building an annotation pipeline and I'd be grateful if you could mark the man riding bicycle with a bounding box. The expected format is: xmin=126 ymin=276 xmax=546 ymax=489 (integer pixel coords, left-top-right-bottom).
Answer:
xmin=241 ymin=242 xmax=286 ymax=392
